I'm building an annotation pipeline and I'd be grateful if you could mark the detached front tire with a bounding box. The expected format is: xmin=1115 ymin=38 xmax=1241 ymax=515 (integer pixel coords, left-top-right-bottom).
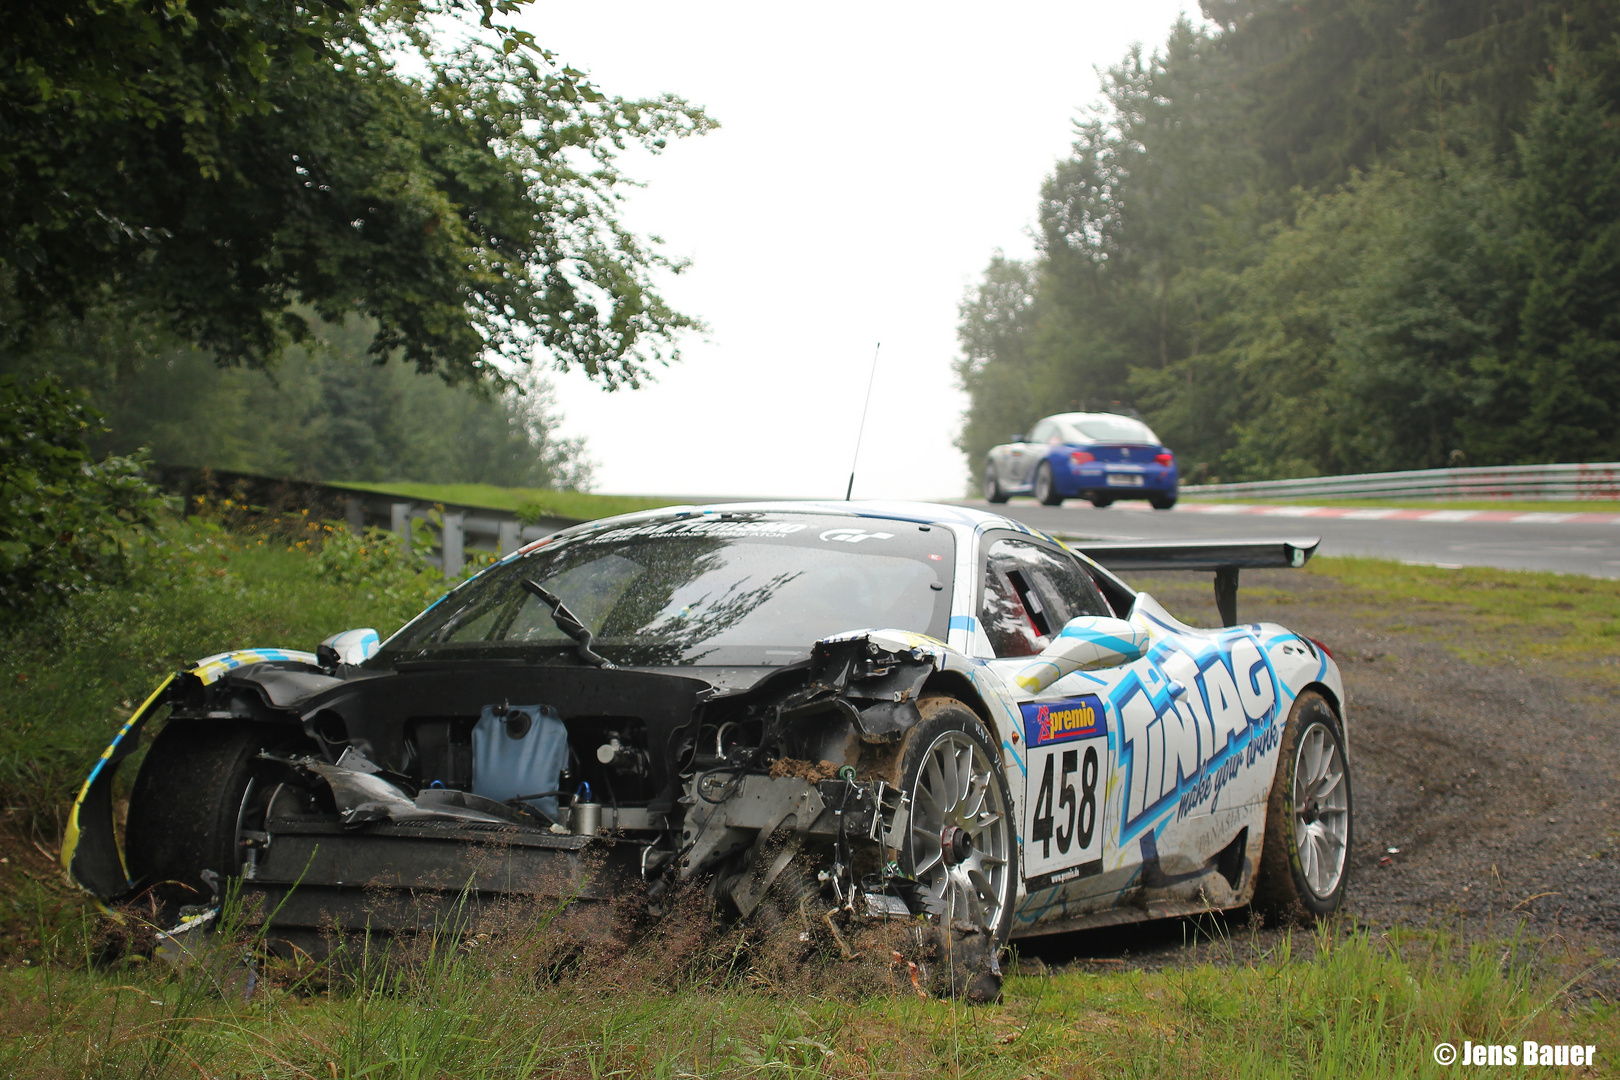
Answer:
xmin=886 ymin=698 xmax=1017 ymax=1002
xmin=1256 ymin=691 xmax=1352 ymax=923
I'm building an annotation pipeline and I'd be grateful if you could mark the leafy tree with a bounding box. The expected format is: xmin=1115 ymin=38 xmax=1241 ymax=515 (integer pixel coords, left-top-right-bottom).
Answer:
xmin=0 ymin=0 xmax=713 ymax=388
xmin=1217 ymin=152 xmax=1519 ymax=478
xmin=0 ymin=310 xmax=594 ymax=488
xmin=0 ymin=377 xmax=167 ymax=614
xmin=1478 ymin=46 xmax=1620 ymax=462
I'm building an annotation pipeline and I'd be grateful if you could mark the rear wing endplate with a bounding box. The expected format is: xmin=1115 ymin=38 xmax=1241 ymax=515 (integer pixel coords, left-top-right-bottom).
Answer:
xmin=1065 ymin=537 xmax=1321 ymax=627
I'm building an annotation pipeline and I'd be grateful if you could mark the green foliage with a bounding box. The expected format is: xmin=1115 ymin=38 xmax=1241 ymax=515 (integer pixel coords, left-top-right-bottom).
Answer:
xmin=958 ymin=7 xmax=1620 ymax=483
xmin=2 ymin=921 xmax=1614 ymax=1077
xmin=1 ymin=0 xmax=714 ymax=387
xmin=1 ymin=309 xmax=595 ymax=489
xmin=0 ymin=517 xmax=444 ymax=813
xmin=0 ymin=375 xmax=168 ymax=613
xmin=1482 ymin=48 xmax=1620 ymax=462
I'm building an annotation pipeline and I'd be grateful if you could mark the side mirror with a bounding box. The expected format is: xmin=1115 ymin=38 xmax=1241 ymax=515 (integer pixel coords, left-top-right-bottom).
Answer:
xmin=1014 ymin=616 xmax=1149 ymax=694
xmin=318 ymin=627 xmax=381 ymax=668
xmin=1009 ymin=433 xmax=1026 ymax=444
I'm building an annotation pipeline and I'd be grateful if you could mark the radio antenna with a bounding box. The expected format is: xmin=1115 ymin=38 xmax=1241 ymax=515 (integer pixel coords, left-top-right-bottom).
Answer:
xmin=845 ymin=343 xmax=881 ymax=500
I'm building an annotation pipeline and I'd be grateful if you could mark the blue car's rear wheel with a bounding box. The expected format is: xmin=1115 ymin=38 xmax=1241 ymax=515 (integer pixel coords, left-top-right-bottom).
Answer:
xmin=983 ymin=465 xmax=1009 ymax=504
xmin=1034 ymin=463 xmax=1063 ymax=506
xmin=1149 ymin=493 xmax=1177 ymax=510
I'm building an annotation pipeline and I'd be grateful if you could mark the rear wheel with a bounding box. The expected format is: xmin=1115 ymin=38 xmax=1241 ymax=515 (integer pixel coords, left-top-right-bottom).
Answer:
xmin=1034 ymin=463 xmax=1063 ymax=506
xmin=1149 ymin=493 xmax=1177 ymax=510
xmin=126 ymin=722 xmax=306 ymax=922
xmin=983 ymin=465 xmax=1009 ymax=504
xmin=887 ymin=699 xmax=1016 ymax=1002
xmin=1088 ymin=494 xmax=1114 ymax=508
xmin=1255 ymin=692 xmax=1352 ymax=923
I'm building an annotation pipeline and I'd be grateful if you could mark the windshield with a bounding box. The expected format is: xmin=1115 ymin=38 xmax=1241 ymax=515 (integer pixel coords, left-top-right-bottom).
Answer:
xmin=376 ymin=514 xmax=956 ymax=668
xmin=1056 ymin=415 xmax=1160 ymax=445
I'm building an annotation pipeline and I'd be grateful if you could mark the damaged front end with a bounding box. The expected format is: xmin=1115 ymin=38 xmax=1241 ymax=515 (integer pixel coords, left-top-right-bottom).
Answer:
xmin=64 ymin=630 xmax=995 ymax=985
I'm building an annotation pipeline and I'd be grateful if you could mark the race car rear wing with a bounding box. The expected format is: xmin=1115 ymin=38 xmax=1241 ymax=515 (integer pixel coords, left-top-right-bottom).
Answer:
xmin=1065 ymin=537 xmax=1321 ymax=627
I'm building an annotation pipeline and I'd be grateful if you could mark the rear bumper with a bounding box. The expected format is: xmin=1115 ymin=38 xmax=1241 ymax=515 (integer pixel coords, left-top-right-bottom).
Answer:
xmin=1060 ymin=464 xmax=1178 ymax=497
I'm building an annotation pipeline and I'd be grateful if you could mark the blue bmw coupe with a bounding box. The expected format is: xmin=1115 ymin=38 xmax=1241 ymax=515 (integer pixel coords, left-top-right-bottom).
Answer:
xmin=984 ymin=412 xmax=1178 ymax=509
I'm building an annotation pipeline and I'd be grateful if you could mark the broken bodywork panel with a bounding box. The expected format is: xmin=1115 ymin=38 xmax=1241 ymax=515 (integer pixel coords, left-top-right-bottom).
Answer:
xmin=63 ymin=629 xmax=954 ymax=959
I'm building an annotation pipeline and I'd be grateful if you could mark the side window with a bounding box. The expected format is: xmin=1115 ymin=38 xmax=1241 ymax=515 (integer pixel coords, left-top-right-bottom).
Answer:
xmin=979 ymin=538 xmax=1112 ymax=658
xmin=1027 ymin=420 xmax=1055 ymax=444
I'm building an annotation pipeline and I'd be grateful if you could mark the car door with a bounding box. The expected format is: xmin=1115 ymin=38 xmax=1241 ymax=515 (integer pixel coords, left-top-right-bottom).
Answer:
xmin=1012 ymin=420 xmax=1055 ymax=488
xmin=972 ymin=534 xmax=1148 ymax=925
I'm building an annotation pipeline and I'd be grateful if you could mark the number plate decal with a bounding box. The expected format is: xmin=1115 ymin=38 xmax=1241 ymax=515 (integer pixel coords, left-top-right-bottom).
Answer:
xmin=1105 ymin=473 xmax=1145 ymax=487
xmin=1020 ymin=696 xmax=1109 ymax=889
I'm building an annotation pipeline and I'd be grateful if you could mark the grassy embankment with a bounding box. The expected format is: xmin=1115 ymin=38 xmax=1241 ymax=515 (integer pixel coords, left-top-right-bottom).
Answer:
xmin=1179 ymin=497 xmax=1619 ymax=513
xmin=3 ymin=522 xmax=1618 ymax=1076
xmin=327 ymin=480 xmax=681 ymax=522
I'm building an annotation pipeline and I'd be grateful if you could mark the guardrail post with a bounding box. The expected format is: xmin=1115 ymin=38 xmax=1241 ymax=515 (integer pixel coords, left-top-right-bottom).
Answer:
xmin=442 ymin=512 xmax=465 ymax=577
xmin=390 ymin=503 xmax=413 ymax=549
xmin=345 ymin=497 xmax=364 ymax=535
xmin=498 ymin=520 xmax=521 ymax=555
xmin=1214 ymin=566 xmax=1239 ymax=627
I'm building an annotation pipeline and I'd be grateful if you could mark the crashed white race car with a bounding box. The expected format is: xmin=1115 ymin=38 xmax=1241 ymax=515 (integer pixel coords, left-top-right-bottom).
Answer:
xmin=64 ymin=502 xmax=1349 ymax=1000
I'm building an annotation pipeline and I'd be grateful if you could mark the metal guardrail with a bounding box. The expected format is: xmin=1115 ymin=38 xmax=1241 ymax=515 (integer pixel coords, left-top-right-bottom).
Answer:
xmin=149 ymin=466 xmax=584 ymax=577
xmin=1181 ymin=462 xmax=1620 ymax=502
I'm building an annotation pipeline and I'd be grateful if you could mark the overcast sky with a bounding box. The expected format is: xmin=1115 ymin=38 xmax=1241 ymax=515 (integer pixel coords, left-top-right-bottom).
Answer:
xmin=522 ymin=2 xmax=1202 ymax=500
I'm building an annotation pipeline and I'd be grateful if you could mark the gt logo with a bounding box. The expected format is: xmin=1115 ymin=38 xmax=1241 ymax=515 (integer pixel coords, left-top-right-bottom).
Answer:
xmin=818 ymin=528 xmax=895 ymax=544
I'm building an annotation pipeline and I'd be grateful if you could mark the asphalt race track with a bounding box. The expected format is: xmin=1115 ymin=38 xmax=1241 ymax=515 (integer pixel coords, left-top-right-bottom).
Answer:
xmin=964 ymin=499 xmax=1620 ymax=578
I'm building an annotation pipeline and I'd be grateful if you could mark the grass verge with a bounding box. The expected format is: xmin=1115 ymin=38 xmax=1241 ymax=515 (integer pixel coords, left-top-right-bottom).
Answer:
xmin=1180 ymin=497 xmax=1620 ymax=512
xmin=327 ymin=480 xmax=681 ymax=521
xmin=4 ymin=911 xmax=1616 ymax=1079
xmin=1304 ymin=557 xmax=1620 ymax=687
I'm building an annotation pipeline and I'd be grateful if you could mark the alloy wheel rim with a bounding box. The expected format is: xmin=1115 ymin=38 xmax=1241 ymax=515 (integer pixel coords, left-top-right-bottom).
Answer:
xmin=1292 ymin=722 xmax=1349 ymax=897
xmin=905 ymin=730 xmax=1012 ymax=933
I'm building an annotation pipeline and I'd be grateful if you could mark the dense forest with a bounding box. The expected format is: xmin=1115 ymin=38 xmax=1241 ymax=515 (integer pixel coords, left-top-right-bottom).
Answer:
xmin=1 ymin=0 xmax=710 ymax=488
xmin=0 ymin=310 xmax=594 ymax=489
xmin=955 ymin=0 xmax=1620 ymax=484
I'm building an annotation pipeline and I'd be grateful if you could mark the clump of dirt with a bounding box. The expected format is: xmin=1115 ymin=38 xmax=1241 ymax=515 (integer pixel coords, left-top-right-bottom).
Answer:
xmin=768 ymin=758 xmax=841 ymax=783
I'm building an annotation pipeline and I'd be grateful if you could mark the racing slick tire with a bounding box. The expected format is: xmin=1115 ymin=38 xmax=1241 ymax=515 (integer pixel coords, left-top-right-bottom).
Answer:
xmin=1087 ymin=494 xmax=1114 ymax=508
xmin=126 ymin=721 xmax=307 ymax=920
xmin=1034 ymin=463 xmax=1063 ymax=506
xmin=1255 ymin=691 xmax=1352 ymax=923
xmin=885 ymin=698 xmax=1017 ymax=1002
xmin=983 ymin=466 xmax=1010 ymax=504
xmin=1149 ymin=494 xmax=1178 ymax=511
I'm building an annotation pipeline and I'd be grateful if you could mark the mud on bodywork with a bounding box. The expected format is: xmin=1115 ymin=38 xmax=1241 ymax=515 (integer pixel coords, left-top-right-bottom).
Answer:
xmin=62 ymin=631 xmax=973 ymax=968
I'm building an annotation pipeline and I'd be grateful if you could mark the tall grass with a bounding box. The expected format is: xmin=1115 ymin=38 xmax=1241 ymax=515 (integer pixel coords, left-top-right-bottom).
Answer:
xmin=0 ymin=517 xmax=433 ymax=816
xmin=4 ymin=916 xmax=1615 ymax=1079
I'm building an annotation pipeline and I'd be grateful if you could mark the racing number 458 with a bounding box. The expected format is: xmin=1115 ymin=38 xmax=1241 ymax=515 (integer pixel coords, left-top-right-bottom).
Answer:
xmin=1030 ymin=745 xmax=1098 ymax=858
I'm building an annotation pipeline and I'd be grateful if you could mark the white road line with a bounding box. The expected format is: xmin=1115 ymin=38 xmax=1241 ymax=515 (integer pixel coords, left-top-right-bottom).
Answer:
xmin=1417 ymin=510 xmax=1481 ymax=522
xmin=1512 ymin=513 xmax=1580 ymax=523
xmin=1338 ymin=509 xmax=1400 ymax=519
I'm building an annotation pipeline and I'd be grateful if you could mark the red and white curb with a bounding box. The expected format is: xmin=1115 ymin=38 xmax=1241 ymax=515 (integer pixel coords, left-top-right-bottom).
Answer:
xmin=1126 ymin=502 xmax=1620 ymax=525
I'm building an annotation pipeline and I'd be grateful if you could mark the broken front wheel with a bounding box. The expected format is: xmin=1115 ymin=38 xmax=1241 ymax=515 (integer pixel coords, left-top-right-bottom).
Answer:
xmin=887 ymin=698 xmax=1017 ymax=1002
